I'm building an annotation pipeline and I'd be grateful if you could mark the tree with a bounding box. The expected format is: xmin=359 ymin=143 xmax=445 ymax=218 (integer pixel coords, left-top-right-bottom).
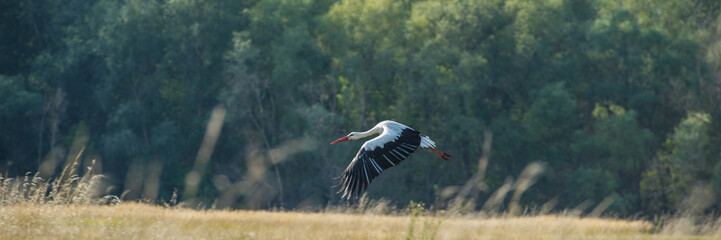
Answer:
xmin=641 ymin=112 xmax=711 ymax=214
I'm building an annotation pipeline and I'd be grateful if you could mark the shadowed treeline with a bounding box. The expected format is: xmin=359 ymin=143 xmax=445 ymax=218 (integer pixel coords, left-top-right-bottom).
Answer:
xmin=1 ymin=0 xmax=721 ymax=217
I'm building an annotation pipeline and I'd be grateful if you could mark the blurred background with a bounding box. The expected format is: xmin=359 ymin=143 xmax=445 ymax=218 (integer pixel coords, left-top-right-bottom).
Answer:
xmin=1 ymin=0 xmax=720 ymax=216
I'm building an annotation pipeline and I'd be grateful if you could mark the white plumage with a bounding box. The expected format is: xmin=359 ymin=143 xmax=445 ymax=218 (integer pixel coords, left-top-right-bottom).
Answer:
xmin=360 ymin=120 xmax=409 ymax=151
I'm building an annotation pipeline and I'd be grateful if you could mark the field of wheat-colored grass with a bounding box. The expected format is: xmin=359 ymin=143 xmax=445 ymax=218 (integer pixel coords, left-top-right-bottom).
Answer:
xmin=1 ymin=162 xmax=718 ymax=240
xmin=1 ymin=202 xmax=718 ymax=240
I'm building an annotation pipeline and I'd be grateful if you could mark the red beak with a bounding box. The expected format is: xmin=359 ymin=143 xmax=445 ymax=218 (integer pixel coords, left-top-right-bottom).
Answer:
xmin=330 ymin=136 xmax=350 ymax=144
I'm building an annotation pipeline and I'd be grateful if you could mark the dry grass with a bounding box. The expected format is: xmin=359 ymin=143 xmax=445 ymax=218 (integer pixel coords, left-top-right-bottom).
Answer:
xmin=0 ymin=202 xmax=717 ymax=240
xmin=1 ymin=150 xmax=719 ymax=239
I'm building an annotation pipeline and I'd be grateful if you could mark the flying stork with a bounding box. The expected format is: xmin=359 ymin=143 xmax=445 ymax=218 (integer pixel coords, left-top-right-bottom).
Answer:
xmin=330 ymin=120 xmax=452 ymax=199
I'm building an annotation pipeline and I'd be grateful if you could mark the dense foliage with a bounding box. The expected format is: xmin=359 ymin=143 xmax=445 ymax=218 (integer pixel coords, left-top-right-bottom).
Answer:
xmin=2 ymin=0 xmax=720 ymax=216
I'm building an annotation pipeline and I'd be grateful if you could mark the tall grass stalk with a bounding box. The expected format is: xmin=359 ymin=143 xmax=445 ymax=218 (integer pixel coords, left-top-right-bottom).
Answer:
xmin=406 ymin=202 xmax=420 ymax=240
xmin=0 ymin=148 xmax=112 ymax=206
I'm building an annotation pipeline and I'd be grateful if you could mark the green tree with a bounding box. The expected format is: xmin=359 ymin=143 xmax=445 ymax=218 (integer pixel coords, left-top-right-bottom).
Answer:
xmin=0 ymin=75 xmax=42 ymax=172
xmin=641 ymin=113 xmax=711 ymax=214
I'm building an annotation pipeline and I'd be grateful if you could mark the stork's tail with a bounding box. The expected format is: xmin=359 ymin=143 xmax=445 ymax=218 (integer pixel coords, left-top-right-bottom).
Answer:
xmin=420 ymin=135 xmax=453 ymax=161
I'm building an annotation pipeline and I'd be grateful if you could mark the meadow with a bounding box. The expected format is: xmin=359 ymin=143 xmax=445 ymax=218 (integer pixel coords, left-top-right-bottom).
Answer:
xmin=2 ymin=202 xmax=720 ymax=240
xmin=1 ymin=156 xmax=719 ymax=240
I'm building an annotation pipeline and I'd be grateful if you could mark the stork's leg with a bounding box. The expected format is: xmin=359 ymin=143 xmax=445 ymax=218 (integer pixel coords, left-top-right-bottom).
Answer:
xmin=428 ymin=147 xmax=452 ymax=161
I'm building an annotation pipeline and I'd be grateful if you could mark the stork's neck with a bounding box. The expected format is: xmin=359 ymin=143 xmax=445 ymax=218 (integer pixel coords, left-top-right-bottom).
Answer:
xmin=355 ymin=126 xmax=383 ymax=139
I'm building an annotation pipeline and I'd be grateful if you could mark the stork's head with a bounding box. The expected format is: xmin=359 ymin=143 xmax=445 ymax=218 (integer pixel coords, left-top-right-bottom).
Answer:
xmin=330 ymin=132 xmax=361 ymax=144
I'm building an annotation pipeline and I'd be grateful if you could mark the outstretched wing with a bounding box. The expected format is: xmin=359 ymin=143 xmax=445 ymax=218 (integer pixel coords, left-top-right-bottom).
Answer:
xmin=337 ymin=127 xmax=421 ymax=199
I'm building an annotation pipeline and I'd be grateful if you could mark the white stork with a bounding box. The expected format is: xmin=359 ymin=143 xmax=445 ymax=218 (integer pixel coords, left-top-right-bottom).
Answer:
xmin=330 ymin=120 xmax=452 ymax=199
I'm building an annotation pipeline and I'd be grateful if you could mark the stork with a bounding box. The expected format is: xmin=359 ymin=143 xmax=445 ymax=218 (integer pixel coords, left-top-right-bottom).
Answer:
xmin=330 ymin=120 xmax=452 ymax=199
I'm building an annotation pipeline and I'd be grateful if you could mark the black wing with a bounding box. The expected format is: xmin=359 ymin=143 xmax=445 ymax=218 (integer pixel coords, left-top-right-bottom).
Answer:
xmin=337 ymin=128 xmax=421 ymax=199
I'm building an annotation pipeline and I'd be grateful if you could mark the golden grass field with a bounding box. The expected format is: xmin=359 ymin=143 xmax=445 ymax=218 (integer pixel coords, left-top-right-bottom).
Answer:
xmin=0 ymin=202 xmax=718 ymax=240
xmin=1 ymin=164 xmax=718 ymax=240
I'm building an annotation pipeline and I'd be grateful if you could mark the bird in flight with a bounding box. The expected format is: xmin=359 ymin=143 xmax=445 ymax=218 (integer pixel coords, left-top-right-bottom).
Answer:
xmin=330 ymin=120 xmax=452 ymax=199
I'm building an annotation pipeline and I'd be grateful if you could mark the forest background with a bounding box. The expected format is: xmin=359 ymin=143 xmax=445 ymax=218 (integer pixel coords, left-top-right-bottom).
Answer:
xmin=2 ymin=0 xmax=721 ymax=217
